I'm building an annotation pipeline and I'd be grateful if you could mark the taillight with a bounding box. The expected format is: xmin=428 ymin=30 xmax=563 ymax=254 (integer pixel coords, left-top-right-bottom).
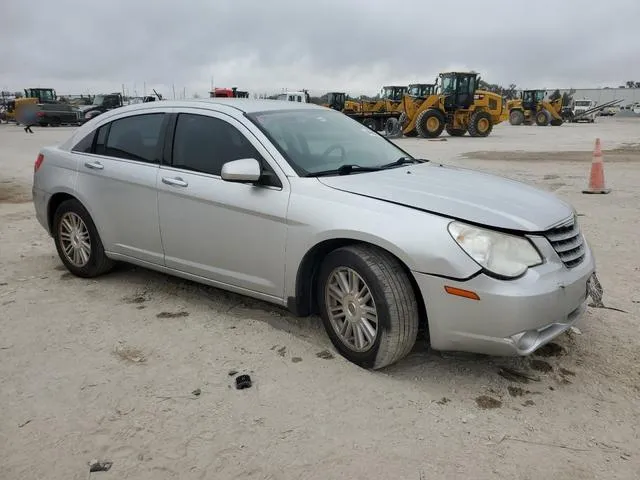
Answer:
xmin=36 ymin=111 xmax=45 ymax=117
xmin=34 ymin=153 xmax=44 ymax=172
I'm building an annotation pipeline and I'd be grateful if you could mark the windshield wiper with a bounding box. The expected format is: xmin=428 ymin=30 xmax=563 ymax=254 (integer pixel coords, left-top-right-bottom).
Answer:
xmin=378 ymin=156 xmax=428 ymax=169
xmin=307 ymin=164 xmax=383 ymax=177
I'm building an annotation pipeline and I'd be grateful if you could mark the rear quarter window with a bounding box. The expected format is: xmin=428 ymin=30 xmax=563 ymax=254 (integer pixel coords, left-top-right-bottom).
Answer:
xmin=103 ymin=113 xmax=165 ymax=163
xmin=71 ymin=130 xmax=96 ymax=153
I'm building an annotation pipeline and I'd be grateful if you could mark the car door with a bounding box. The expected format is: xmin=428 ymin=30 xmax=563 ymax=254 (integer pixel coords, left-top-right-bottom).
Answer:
xmin=73 ymin=110 xmax=169 ymax=265
xmin=157 ymin=109 xmax=289 ymax=299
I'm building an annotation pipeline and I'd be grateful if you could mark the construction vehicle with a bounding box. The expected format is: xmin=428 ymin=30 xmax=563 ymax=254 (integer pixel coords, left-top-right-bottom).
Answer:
xmin=395 ymin=83 xmax=437 ymax=136
xmin=507 ymin=90 xmax=563 ymax=126
xmin=360 ymin=86 xmax=407 ymax=114
xmin=572 ymin=98 xmax=598 ymax=123
xmin=392 ymin=72 xmax=506 ymax=138
xmin=210 ymin=87 xmax=249 ymax=98
xmin=15 ymin=88 xmax=80 ymax=126
xmin=569 ymin=98 xmax=623 ymax=123
xmin=325 ymin=91 xmax=401 ymax=131
xmin=276 ymin=90 xmax=310 ymax=103
xmin=324 ymin=92 xmax=363 ymax=113
xmin=77 ymin=93 xmax=124 ymax=123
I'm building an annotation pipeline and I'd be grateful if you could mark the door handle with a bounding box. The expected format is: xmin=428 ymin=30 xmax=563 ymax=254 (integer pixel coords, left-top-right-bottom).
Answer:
xmin=162 ymin=176 xmax=188 ymax=187
xmin=84 ymin=161 xmax=104 ymax=170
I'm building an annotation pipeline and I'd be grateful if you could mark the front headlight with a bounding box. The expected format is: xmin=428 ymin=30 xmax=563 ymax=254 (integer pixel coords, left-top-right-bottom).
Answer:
xmin=448 ymin=221 xmax=543 ymax=278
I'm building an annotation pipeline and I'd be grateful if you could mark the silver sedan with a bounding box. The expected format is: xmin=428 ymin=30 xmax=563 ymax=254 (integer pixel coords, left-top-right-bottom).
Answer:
xmin=32 ymin=99 xmax=597 ymax=369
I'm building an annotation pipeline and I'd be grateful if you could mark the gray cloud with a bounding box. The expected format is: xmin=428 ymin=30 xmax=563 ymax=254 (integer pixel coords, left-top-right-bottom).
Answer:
xmin=2 ymin=0 xmax=639 ymax=97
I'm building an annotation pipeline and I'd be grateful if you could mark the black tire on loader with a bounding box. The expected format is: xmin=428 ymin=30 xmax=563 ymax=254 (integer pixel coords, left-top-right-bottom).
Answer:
xmin=385 ymin=117 xmax=400 ymax=136
xmin=362 ymin=118 xmax=376 ymax=131
xmin=536 ymin=110 xmax=550 ymax=126
xmin=467 ymin=110 xmax=493 ymax=137
xmin=445 ymin=125 xmax=466 ymax=137
xmin=415 ymin=109 xmax=445 ymax=138
xmin=509 ymin=109 xmax=525 ymax=125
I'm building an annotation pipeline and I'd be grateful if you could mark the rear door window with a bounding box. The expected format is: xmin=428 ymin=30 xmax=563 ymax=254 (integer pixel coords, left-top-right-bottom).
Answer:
xmin=104 ymin=113 xmax=165 ymax=163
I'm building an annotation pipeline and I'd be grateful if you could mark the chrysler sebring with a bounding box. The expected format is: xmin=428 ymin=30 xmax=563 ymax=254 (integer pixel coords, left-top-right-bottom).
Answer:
xmin=32 ymin=99 xmax=597 ymax=369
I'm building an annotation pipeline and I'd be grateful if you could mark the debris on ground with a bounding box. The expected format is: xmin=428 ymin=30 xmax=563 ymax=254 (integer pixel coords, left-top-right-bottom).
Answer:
xmin=192 ymin=388 xmax=201 ymax=397
xmin=18 ymin=419 xmax=32 ymax=428
xmin=316 ymin=350 xmax=334 ymax=360
xmin=113 ymin=344 xmax=146 ymax=364
xmin=228 ymin=369 xmax=238 ymax=376
xmin=236 ymin=374 xmax=252 ymax=390
xmin=530 ymin=359 xmax=553 ymax=372
xmin=507 ymin=386 xmax=528 ymax=397
xmin=475 ymin=396 xmax=502 ymax=409
xmin=534 ymin=342 xmax=565 ymax=357
xmin=436 ymin=397 xmax=451 ymax=405
xmin=498 ymin=367 xmax=540 ymax=383
xmin=291 ymin=357 xmax=302 ymax=363
xmin=156 ymin=311 xmax=190 ymax=319
xmin=89 ymin=460 xmax=113 ymax=472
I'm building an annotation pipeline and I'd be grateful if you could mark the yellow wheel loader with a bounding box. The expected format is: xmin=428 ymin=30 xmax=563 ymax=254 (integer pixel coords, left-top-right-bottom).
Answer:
xmin=507 ymin=90 xmax=563 ymax=126
xmin=396 ymin=83 xmax=437 ymax=137
xmin=398 ymin=72 xmax=505 ymax=138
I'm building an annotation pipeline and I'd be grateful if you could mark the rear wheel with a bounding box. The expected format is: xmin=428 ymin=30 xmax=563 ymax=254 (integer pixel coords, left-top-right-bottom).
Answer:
xmin=509 ymin=109 xmax=525 ymax=125
xmin=415 ymin=109 xmax=445 ymax=138
xmin=53 ymin=199 xmax=114 ymax=278
xmin=362 ymin=118 xmax=376 ymax=131
xmin=535 ymin=110 xmax=550 ymax=126
xmin=385 ymin=117 xmax=399 ymax=136
xmin=468 ymin=110 xmax=493 ymax=137
xmin=317 ymin=245 xmax=419 ymax=369
xmin=445 ymin=125 xmax=466 ymax=136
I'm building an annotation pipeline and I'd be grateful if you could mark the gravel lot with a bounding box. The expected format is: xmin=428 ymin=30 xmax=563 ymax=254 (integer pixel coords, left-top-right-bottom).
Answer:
xmin=1 ymin=118 xmax=639 ymax=479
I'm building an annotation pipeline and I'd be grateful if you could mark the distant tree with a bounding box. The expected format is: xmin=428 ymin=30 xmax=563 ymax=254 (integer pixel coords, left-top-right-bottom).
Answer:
xmin=478 ymin=80 xmax=519 ymax=99
xmin=618 ymin=85 xmax=626 ymax=89
xmin=192 ymin=92 xmax=201 ymax=99
xmin=626 ymin=80 xmax=637 ymax=88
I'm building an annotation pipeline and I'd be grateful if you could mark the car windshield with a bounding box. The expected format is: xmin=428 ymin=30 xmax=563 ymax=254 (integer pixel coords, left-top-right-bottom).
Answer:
xmin=92 ymin=95 xmax=104 ymax=105
xmin=247 ymin=109 xmax=415 ymax=176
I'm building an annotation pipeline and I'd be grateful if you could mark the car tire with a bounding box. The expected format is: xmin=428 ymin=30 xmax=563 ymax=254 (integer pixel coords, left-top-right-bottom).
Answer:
xmin=53 ymin=199 xmax=114 ymax=278
xmin=317 ymin=244 xmax=419 ymax=369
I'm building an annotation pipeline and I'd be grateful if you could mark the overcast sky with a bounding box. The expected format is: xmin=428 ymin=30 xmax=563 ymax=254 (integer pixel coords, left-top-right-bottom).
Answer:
xmin=2 ymin=0 xmax=640 ymax=97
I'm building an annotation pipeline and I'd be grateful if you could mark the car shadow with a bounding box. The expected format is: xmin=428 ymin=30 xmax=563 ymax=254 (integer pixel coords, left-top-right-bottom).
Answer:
xmin=98 ymin=262 xmax=577 ymax=393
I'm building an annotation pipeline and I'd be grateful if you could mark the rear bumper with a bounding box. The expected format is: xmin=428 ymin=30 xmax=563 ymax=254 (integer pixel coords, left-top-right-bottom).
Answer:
xmin=413 ymin=238 xmax=596 ymax=356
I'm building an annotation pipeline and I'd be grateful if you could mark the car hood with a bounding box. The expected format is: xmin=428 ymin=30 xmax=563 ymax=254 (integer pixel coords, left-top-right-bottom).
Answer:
xmin=317 ymin=163 xmax=573 ymax=232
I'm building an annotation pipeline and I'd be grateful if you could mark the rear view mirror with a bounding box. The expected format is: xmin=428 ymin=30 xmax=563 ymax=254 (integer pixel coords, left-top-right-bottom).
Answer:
xmin=220 ymin=158 xmax=261 ymax=183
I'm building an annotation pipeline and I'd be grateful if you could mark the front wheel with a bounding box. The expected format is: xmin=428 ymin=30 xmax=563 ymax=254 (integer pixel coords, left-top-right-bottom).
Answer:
xmin=317 ymin=245 xmax=419 ymax=369
xmin=53 ymin=199 xmax=114 ymax=278
xmin=468 ymin=110 xmax=493 ymax=137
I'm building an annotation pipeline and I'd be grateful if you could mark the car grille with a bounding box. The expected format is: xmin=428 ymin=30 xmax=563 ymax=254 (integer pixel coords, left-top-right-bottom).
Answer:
xmin=543 ymin=216 xmax=585 ymax=268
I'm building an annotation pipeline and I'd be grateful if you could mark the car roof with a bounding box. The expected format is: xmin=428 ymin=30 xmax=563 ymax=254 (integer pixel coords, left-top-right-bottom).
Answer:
xmin=111 ymin=98 xmax=325 ymax=115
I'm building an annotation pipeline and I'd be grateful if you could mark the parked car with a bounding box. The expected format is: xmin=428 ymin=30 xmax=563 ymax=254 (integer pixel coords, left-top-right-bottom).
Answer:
xmin=32 ymin=99 xmax=598 ymax=369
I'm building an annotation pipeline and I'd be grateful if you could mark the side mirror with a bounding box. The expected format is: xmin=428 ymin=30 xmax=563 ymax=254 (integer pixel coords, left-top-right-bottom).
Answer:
xmin=220 ymin=158 xmax=262 ymax=183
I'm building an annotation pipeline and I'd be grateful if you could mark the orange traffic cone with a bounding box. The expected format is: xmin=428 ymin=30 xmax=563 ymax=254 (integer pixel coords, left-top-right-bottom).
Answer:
xmin=582 ymin=138 xmax=611 ymax=194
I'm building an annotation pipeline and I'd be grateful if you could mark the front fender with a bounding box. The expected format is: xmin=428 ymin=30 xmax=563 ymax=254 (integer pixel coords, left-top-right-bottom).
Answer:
xmin=283 ymin=179 xmax=481 ymax=300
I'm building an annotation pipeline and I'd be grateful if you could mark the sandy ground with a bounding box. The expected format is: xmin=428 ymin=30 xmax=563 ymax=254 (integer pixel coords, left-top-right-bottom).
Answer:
xmin=1 ymin=118 xmax=639 ymax=480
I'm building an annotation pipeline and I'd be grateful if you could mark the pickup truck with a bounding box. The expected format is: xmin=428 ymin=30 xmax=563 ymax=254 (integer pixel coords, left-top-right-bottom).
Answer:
xmin=77 ymin=93 xmax=124 ymax=124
